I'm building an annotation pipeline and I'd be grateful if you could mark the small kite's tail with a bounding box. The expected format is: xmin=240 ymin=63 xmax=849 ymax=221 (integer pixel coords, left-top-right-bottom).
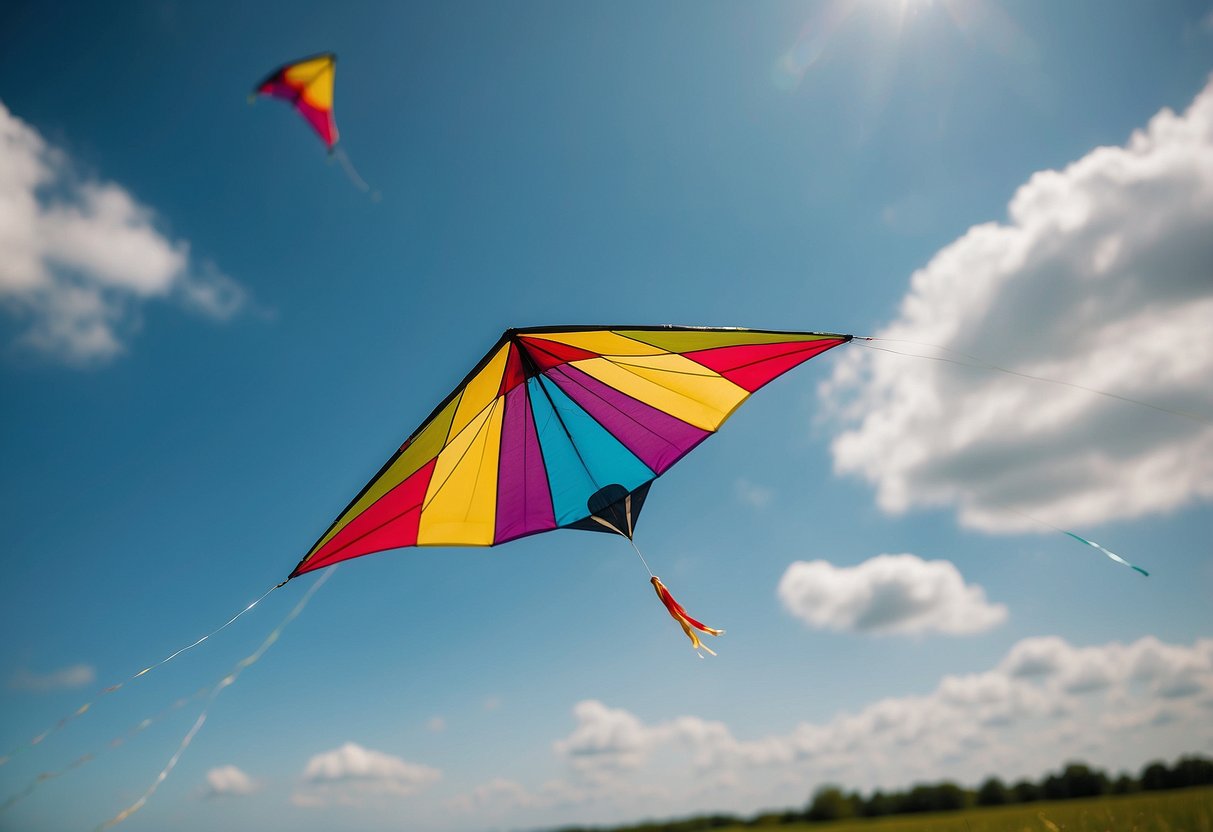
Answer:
xmin=999 ymin=504 xmax=1150 ymax=577
xmin=332 ymin=146 xmax=380 ymax=200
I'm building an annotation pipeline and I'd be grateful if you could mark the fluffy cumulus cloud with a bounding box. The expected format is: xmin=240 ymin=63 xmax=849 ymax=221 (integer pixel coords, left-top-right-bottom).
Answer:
xmin=292 ymin=742 xmax=441 ymax=808
xmin=777 ymin=554 xmax=1007 ymax=635
xmin=451 ymin=636 xmax=1213 ymax=827
xmin=821 ymin=79 xmax=1213 ymax=532
xmin=8 ymin=663 xmax=95 ymax=692
xmin=553 ymin=700 xmax=654 ymax=775
xmin=0 ymin=100 xmax=247 ymax=364
xmin=204 ymin=765 xmax=258 ymax=798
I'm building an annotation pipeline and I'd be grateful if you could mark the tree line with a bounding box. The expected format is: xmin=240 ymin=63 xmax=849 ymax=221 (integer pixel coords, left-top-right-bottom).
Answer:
xmin=798 ymin=754 xmax=1213 ymax=822
xmin=551 ymin=754 xmax=1213 ymax=832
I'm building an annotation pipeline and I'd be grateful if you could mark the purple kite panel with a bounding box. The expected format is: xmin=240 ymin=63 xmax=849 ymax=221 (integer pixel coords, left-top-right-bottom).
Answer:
xmin=494 ymin=385 xmax=556 ymax=543
xmin=546 ymin=364 xmax=709 ymax=475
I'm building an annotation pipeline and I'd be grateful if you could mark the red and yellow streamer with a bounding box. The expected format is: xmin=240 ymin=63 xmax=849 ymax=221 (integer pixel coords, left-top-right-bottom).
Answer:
xmin=651 ymin=577 xmax=724 ymax=657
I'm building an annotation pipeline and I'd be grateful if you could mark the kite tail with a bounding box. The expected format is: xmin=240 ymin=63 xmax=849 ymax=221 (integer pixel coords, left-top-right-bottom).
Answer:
xmin=651 ymin=577 xmax=724 ymax=659
xmin=332 ymin=146 xmax=378 ymax=199
xmin=996 ymin=504 xmax=1150 ymax=577
xmin=1064 ymin=532 xmax=1149 ymax=577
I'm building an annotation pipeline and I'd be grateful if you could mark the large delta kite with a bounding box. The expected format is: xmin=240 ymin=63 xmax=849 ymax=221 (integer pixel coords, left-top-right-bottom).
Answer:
xmin=290 ymin=326 xmax=850 ymax=654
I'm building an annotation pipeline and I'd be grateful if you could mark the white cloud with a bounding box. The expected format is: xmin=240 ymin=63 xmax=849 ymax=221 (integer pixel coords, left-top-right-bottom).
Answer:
xmin=445 ymin=636 xmax=1213 ymax=828
xmin=1000 ymin=635 xmax=1213 ymax=700
xmin=293 ymin=742 xmax=441 ymax=808
xmin=204 ymin=765 xmax=258 ymax=798
xmin=777 ymin=554 xmax=1007 ymax=635
xmin=8 ymin=663 xmax=95 ymax=692
xmin=0 ymin=100 xmax=247 ymax=365
xmin=821 ymin=79 xmax=1213 ymax=532
xmin=479 ymin=635 xmax=1213 ymax=827
xmin=553 ymin=700 xmax=652 ymax=775
xmin=735 ymin=478 xmax=775 ymax=509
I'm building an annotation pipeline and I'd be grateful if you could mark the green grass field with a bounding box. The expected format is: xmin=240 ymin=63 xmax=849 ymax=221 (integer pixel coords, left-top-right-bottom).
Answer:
xmin=726 ymin=788 xmax=1213 ymax=832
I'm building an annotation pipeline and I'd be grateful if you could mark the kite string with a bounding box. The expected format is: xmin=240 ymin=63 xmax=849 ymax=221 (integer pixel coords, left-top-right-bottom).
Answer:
xmin=97 ymin=567 xmax=336 ymax=831
xmin=0 ymin=580 xmax=285 ymax=768
xmin=627 ymin=536 xmax=655 ymax=579
xmin=131 ymin=582 xmax=286 ymax=678
xmin=850 ymin=338 xmax=1153 ymax=576
xmin=0 ymin=687 xmax=208 ymax=814
xmin=852 ymin=337 xmax=1210 ymax=425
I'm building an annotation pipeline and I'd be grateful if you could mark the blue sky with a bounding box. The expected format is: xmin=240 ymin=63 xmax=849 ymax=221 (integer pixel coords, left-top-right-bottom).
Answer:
xmin=1 ymin=1 xmax=1212 ymax=830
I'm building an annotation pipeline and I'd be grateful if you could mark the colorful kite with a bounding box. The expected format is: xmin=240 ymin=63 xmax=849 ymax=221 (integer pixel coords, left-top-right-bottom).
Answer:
xmin=290 ymin=325 xmax=851 ymax=654
xmin=253 ymin=52 xmax=339 ymax=150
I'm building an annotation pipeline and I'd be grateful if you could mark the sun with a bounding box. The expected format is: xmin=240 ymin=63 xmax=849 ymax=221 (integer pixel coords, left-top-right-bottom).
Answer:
xmin=871 ymin=0 xmax=950 ymax=33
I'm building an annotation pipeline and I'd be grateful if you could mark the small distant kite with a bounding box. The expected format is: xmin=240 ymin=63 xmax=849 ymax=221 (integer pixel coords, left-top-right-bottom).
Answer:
xmin=253 ymin=52 xmax=339 ymax=150
xmin=252 ymin=52 xmax=373 ymax=192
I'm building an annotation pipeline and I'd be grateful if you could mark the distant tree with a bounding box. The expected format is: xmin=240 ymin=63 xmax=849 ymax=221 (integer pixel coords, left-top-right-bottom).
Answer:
xmin=1011 ymin=779 xmax=1041 ymax=803
xmin=1042 ymin=763 xmax=1108 ymax=800
xmin=1111 ymin=773 xmax=1139 ymax=795
xmin=1064 ymin=763 xmax=1109 ymax=798
xmin=900 ymin=785 xmax=930 ymax=813
xmin=935 ymin=782 xmax=970 ymax=811
xmin=805 ymin=786 xmax=857 ymax=821
xmin=1042 ymin=772 xmax=1065 ymax=801
xmin=977 ymin=777 xmax=1009 ymax=806
xmin=745 ymin=812 xmax=784 ymax=826
xmin=897 ymin=783 xmax=968 ymax=813
xmin=861 ymin=789 xmax=894 ymax=817
xmin=569 ymin=754 xmax=1213 ymax=832
xmin=1141 ymin=760 xmax=1170 ymax=791
xmin=1169 ymin=756 xmax=1213 ymax=788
